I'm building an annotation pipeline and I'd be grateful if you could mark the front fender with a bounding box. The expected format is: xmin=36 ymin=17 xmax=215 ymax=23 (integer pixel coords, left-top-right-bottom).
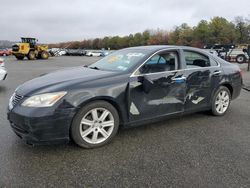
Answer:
xmin=65 ymin=83 xmax=129 ymax=124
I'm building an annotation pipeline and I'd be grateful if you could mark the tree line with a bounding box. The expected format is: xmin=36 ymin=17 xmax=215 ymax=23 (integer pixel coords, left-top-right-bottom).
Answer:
xmin=49 ymin=16 xmax=250 ymax=50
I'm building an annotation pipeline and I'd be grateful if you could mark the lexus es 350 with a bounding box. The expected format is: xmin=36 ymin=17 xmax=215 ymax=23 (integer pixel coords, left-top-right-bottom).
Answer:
xmin=7 ymin=46 xmax=242 ymax=148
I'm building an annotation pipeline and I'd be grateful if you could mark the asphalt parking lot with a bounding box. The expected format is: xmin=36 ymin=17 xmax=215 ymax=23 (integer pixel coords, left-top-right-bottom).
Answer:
xmin=1 ymin=56 xmax=250 ymax=187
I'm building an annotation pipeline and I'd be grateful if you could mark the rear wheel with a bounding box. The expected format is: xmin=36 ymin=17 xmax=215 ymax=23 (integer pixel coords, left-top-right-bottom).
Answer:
xmin=211 ymin=86 xmax=231 ymax=116
xmin=15 ymin=55 xmax=25 ymax=60
xmin=40 ymin=51 xmax=49 ymax=59
xmin=71 ymin=101 xmax=119 ymax=148
xmin=236 ymin=54 xmax=246 ymax=64
xmin=27 ymin=51 xmax=36 ymax=60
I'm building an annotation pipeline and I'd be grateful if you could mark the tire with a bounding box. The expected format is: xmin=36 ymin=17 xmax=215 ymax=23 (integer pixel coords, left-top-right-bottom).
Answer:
xmin=15 ymin=55 xmax=25 ymax=60
xmin=40 ymin=51 xmax=49 ymax=59
xmin=27 ymin=51 xmax=36 ymax=60
xmin=211 ymin=86 xmax=231 ymax=116
xmin=236 ymin=54 xmax=246 ymax=64
xmin=71 ymin=101 xmax=119 ymax=148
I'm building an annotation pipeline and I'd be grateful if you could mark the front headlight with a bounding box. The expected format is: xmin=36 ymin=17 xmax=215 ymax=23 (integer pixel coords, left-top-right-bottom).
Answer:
xmin=21 ymin=91 xmax=67 ymax=107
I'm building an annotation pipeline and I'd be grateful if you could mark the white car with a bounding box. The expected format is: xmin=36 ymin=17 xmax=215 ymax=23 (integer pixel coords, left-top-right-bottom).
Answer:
xmin=0 ymin=58 xmax=7 ymax=81
xmin=86 ymin=51 xmax=103 ymax=57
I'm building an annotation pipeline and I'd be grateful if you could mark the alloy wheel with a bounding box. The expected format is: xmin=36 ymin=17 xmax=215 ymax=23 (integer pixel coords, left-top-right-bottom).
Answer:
xmin=215 ymin=90 xmax=230 ymax=114
xmin=79 ymin=108 xmax=114 ymax=144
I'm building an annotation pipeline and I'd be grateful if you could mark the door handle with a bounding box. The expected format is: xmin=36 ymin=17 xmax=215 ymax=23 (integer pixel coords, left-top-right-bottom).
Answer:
xmin=213 ymin=70 xmax=222 ymax=76
xmin=171 ymin=76 xmax=186 ymax=82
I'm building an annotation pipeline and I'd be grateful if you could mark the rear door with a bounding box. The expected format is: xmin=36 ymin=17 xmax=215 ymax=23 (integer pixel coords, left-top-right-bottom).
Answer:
xmin=182 ymin=50 xmax=222 ymax=111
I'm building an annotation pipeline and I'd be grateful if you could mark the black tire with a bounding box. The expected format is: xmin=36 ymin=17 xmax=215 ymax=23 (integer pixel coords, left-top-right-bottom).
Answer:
xmin=15 ymin=55 xmax=25 ymax=60
xmin=40 ymin=51 xmax=49 ymax=59
xmin=27 ymin=51 xmax=36 ymax=60
xmin=211 ymin=86 xmax=231 ymax=116
xmin=236 ymin=54 xmax=246 ymax=64
xmin=71 ymin=101 xmax=119 ymax=148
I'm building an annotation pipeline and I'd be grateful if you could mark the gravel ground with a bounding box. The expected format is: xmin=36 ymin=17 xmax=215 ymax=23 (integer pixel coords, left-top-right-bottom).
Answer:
xmin=0 ymin=56 xmax=250 ymax=188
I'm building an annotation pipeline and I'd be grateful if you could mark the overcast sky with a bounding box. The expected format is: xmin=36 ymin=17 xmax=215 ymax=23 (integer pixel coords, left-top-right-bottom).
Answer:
xmin=1 ymin=0 xmax=250 ymax=43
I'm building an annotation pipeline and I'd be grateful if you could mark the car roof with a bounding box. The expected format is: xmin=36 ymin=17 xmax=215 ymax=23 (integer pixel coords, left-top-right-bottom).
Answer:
xmin=124 ymin=45 xmax=205 ymax=53
xmin=124 ymin=45 xmax=226 ymax=63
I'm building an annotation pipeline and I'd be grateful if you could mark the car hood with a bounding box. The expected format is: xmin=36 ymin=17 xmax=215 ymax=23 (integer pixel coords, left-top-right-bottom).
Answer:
xmin=16 ymin=66 xmax=117 ymax=96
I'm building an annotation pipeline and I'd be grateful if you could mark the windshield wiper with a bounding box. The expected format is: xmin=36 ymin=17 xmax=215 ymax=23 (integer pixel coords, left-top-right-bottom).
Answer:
xmin=89 ymin=66 xmax=100 ymax=70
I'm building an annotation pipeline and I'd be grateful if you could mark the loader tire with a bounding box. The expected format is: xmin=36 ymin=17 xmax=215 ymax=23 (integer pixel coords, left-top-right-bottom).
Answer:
xmin=27 ymin=51 xmax=36 ymax=60
xmin=41 ymin=51 xmax=49 ymax=59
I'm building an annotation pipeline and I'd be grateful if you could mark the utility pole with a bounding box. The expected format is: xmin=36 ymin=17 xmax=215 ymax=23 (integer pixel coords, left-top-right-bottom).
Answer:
xmin=247 ymin=45 xmax=250 ymax=71
xmin=243 ymin=45 xmax=250 ymax=71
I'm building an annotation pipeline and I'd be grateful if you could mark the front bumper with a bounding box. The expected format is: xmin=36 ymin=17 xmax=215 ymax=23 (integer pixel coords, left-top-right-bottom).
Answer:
xmin=7 ymin=105 xmax=76 ymax=145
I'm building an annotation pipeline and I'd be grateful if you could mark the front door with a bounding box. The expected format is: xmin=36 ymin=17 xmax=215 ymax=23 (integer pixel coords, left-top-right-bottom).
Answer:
xmin=128 ymin=50 xmax=186 ymax=122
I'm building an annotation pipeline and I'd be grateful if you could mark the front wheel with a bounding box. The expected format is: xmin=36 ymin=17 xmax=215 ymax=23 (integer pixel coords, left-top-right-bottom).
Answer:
xmin=211 ymin=86 xmax=231 ymax=116
xmin=71 ymin=101 xmax=119 ymax=148
xmin=15 ymin=55 xmax=25 ymax=60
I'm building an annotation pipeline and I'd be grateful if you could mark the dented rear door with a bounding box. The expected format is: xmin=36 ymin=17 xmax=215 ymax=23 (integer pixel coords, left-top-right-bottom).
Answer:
xmin=182 ymin=50 xmax=222 ymax=111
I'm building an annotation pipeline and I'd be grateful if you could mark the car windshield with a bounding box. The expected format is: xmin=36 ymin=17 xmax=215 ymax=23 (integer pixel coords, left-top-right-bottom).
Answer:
xmin=89 ymin=49 xmax=148 ymax=72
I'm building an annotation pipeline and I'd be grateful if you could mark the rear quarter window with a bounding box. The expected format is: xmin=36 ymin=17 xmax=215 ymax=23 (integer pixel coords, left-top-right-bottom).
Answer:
xmin=184 ymin=50 xmax=210 ymax=68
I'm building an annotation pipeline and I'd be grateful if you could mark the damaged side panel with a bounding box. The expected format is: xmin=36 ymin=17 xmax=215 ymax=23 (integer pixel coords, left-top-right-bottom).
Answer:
xmin=184 ymin=67 xmax=223 ymax=111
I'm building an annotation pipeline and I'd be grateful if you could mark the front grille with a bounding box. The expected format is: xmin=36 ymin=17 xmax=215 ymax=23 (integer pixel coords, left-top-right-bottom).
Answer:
xmin=11 ymin=93 xmax=23 ymax=107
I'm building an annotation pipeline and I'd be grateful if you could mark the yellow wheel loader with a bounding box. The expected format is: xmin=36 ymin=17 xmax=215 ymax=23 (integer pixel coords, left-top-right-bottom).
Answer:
xmin=12 ymin=37 xmax=49 ymax=60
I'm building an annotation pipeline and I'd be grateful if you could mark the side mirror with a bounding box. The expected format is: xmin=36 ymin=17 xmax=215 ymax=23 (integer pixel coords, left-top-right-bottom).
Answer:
xmin=138 ymin=75 xmax=154 ymax=93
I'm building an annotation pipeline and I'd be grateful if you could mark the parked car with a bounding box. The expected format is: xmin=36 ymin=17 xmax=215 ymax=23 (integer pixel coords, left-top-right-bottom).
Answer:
xmin=0 ymin=58 xmax=7 ymax=81
xmin=57 ymin=50 xmax=67 ymax=56
xmin=7 ymin=46 xmax=242 ymax=148
xmin=65 ymin=49 xmax=86 ymax=56
xmin=101 ymin=51 xmax=113 ymax=56
xmin=86 ymin=51 xmax=104 ymax=57
xmin=0 ymin=49 xmax=11 ymax=56
xmin=48 ymin=48 xmax=67 ymax=56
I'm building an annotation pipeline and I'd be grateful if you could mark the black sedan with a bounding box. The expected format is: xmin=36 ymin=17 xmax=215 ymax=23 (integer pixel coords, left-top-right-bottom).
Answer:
xmin=7 ymin=46 xmax=242 ymax=148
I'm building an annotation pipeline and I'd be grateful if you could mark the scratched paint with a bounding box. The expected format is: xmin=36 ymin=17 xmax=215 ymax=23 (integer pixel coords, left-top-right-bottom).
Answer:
xmin=192 ymin=97 xmax=205 ymax=104
xmin=148 ymin=97 xmax=182 ymax=105
xmin=130 ymin=102 xmax=140 ymax=115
